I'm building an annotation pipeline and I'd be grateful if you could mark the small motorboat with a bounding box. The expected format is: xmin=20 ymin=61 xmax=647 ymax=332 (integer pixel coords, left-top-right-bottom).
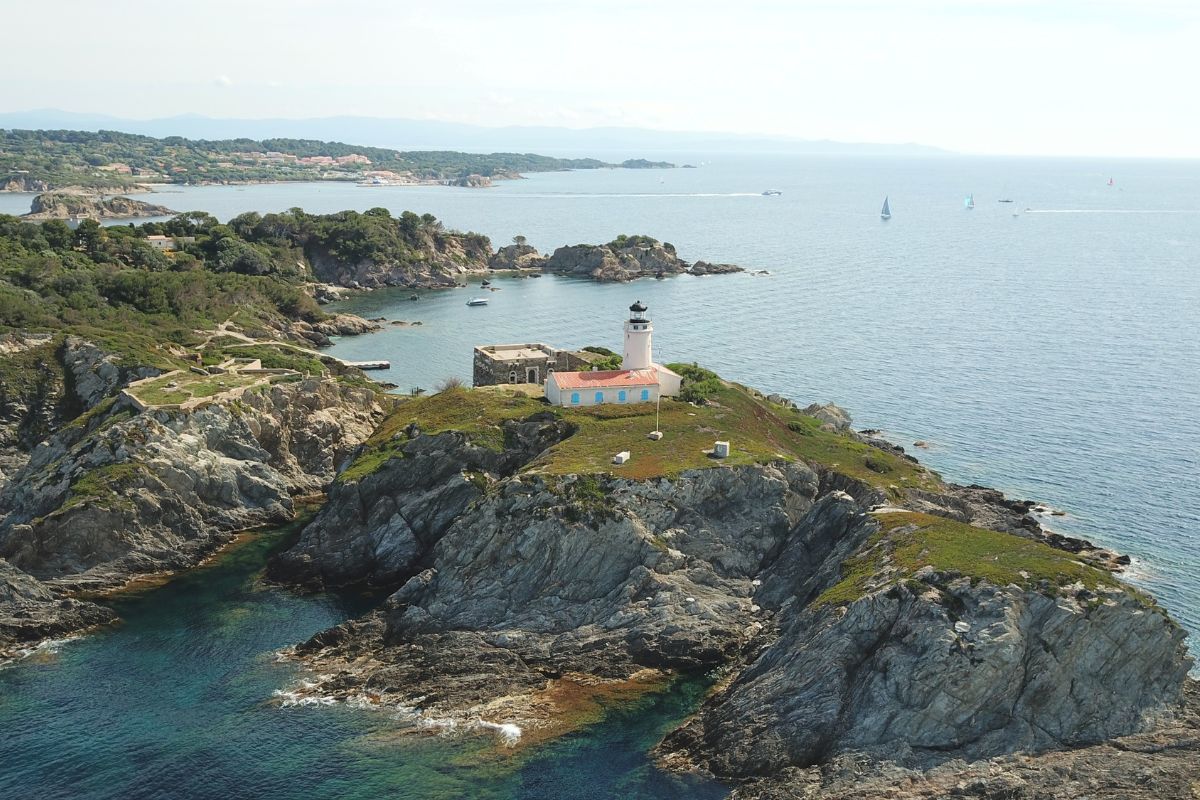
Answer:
xmin=998 ymin=198 xmax=1014 ymax=203
xmin=466 ymin=298 xmax=489 ymax=307
xmin=481 ymin=279 xmax=491 ymax=287
xmin=762 ymin=189 xmax=782 ymax=196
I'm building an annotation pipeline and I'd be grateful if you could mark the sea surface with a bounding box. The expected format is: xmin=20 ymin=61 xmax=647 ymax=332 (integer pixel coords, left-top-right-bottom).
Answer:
xmin=1 ymin=155 xmax=1198 ymax=796
xmin=0 ymin=528 xmax=724 ymax=799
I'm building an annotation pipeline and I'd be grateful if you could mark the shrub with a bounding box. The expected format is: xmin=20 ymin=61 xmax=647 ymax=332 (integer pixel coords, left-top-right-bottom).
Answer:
xmin=666 ymin=362 xmax=723 ymax=404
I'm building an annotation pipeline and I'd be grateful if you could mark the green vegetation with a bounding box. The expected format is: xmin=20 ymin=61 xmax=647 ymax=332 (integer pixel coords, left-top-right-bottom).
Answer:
xmin=200 ymin=344 xmax=326 ymax=376
xmin=63 ymin=462 xmax=145 ymax=512
xmin=814 ymin=512 xmax=1128 ymax=609
xmin=340 ymin=373 xmax=939 ymax=491
xmin=608 ymin=234 xmax=675 ymax=254
xmin=581 ymin=345 xmax=622 ymax=371
xmin=0 ymin=129 xmax=673 ymax=191
xmin=551 ymin=474 xmax=616 ymax=522
xmin=0 ymin=206 xmax=490 ymax=391
xmin=129 ymin=371 xmax=269 ymax=407
xmin=337 ymin=388 xmax=545 ymax=483
xmin=665 ymin=362 xmax=723 ymax=404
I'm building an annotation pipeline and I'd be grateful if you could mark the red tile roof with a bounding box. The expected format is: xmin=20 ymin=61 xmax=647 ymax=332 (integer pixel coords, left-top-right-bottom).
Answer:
xmin=550 ymin=368 xmax=659 ymax=390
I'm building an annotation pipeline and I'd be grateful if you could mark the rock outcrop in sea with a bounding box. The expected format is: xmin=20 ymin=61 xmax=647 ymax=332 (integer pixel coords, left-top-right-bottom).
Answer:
xmin=307 ymin=232 xmax=745 ymax=288
xmin=532 ymin=235 xmax=744 ymax=282
xmin=21 ymin=192 xmax=176 ymax=221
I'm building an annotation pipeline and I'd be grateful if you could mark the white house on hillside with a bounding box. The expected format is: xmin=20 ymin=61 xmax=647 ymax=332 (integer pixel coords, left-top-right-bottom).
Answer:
xmin=545 ymin=301 xmax=682 ymax=407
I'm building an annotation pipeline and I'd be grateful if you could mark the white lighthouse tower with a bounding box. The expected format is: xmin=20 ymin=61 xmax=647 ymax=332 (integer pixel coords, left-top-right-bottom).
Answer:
xmin=622 ymin=300 xmax=654 ymax=370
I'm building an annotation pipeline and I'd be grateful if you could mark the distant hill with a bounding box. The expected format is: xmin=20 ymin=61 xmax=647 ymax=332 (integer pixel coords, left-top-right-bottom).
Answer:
xmin=0 ymin=127 xmax=673 ymax=192
xmin=0 ymin=109 xmax=951 ymax=160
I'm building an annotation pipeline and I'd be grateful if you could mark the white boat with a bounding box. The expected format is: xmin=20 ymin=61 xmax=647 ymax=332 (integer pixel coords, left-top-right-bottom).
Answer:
xmin=964 ymin=194 xmax=975 ymax=210
xmin=880 ymin=196 xmax=891 ymax=220
xmin=466 ymin=298 xmax=489 ymax=307
xmin=762 ymin=190 xmax=782 ymax=196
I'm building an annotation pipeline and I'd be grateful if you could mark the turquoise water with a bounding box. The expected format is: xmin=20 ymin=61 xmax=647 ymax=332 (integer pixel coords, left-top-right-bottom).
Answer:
xmin=0 ymin=529 xmax=725 ymax=799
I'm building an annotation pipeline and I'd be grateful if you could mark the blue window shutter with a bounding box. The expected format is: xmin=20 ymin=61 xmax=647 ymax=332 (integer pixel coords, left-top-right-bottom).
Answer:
xmin=618 ymin=390 xmax=627 ymax=402
xmin=571 ymin=392 xmax=580 ymax=405
xmin=595 ymin=391 xmax=604 ymax=404
xmin=641 ymin=389 xmax=650 ymax=401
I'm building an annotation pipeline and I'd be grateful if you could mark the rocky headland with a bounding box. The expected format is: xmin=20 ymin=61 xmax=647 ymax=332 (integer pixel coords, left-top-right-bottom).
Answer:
xmin=21 ymin=192 xmax=175 ymax=221
xmin=0 ymin=328 xmax=389 ymax=661
xmin=252 ymin=379 xmax=1196 ymax=796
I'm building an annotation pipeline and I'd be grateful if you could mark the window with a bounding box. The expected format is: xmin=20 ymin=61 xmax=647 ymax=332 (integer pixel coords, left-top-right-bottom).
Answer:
xmin=618 ymin=390 xmax=627 ymax=403
xmin=595 ymin=391 xmax=604 ymax=404
xmin=571 ymin=392 xmax=580 ymax=405
xmin=641 ymin=389 xmax=650 ymax=401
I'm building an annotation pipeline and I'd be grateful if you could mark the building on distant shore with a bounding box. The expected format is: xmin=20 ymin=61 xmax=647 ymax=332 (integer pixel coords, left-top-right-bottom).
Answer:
xmin=145 ymin=235 xmax=196 ymax=252
xmin=544 ymin=301 xmax=681 ymax=407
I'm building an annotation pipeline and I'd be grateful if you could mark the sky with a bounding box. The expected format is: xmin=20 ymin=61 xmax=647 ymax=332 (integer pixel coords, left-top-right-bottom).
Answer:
xmin=2 ymin=0 xmax=1198 ymax=158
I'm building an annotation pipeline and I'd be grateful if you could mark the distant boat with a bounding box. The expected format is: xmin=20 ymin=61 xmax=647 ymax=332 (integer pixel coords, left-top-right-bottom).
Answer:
xmin=998 ymin=198 xmax=1014 ymax=203
xmin=880 ymin=196 xmax=891 ymax=220
xmin=466 ymin=298 xmax=489 ymax=307
xmin=964 ymin=194 xmax=975 ymax=210
xmin=481 ymin=279 xmax=491 ymax=287
xmin=762 ymin=190 xmax=782 ymax=196
xmin=1107 ymin=177 xmax=1115 ymax=186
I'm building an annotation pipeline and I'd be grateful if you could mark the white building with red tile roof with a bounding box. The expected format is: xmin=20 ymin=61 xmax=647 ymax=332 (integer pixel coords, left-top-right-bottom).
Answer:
xmin=544 ymin=302 xmax=682 ymax=407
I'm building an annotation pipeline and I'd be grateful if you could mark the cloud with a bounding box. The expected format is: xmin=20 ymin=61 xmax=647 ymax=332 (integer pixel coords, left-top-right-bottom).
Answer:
xmin=214 ymin=75 xmax=233 ymax=87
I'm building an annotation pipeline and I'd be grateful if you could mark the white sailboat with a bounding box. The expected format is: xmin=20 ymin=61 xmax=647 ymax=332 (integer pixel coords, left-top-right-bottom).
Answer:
xmin=964 ymin=194 xmax=975 ymax=210
xmin=880 ymin=196 xmax=891 ymax=220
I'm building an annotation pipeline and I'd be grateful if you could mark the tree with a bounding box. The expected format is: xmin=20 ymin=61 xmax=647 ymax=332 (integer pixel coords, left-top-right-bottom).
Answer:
xmin=75 ymin=219 xmax=104 ymax=256
xmin=512 ymin=235 xmax=527 ymax=247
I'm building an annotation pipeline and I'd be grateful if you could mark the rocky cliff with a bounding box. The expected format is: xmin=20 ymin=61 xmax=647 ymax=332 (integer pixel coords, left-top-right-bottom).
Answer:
xmin=270 ymin=387 xmax=1192 ymax=786
xmin=305 ymin=230 xmax=493 ymax=289
xmin=21 ymin=192 xmax=175 ymax=220
xmin=1 ymin=175 xmax=50 ymax=193
xmin=0 ymin=377 xmax=383 ymax=590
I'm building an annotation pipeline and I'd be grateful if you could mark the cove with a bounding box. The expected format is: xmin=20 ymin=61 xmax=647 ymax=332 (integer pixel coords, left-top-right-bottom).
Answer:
xmin=0 ymin=527 xmax=726 ymax=799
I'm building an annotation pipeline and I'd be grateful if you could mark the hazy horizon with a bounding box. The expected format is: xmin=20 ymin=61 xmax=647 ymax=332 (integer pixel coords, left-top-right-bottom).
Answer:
xmin=2 ymin=0 xmax=1198 ymax=159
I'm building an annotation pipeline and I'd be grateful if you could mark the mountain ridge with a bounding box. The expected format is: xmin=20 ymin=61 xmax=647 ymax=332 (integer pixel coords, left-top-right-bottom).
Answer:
xmin=0 ymin=109 xmax=950 ymax=159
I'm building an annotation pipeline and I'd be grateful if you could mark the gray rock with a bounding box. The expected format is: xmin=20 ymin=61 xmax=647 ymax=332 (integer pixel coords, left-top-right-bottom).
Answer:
xmin=0 ymin=558 xmax=116 ymax=660
xmin=800 ymin=402 xmax=853 ymax=431
xmin=0 ymin=378 xmax=383 ymax=590
xmin=659 ymin=577 xmax=1192 ymax=777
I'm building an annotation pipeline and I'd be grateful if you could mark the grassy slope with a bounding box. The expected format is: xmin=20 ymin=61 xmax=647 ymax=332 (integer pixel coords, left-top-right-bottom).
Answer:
xmin=815 ymin=511 xmax=1136 ymax=608
xmin=344 ymin=383 xmax=939 ymax=493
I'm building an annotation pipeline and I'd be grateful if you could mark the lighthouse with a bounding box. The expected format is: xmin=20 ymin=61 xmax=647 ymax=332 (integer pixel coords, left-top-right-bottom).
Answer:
xmin=541 ymin=300 xmax=682 ymax=406
xmin=622 ymin=300 xmax=653 ymax=370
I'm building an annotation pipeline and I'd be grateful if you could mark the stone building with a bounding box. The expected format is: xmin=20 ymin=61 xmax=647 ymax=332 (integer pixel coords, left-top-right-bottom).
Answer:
xmin=472 ymin=343 xmax=596 ymax=387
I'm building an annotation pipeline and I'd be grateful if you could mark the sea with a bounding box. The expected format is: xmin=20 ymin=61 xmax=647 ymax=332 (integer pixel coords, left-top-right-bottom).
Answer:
xmin=1 ymin=155 xmax=1197 ymax=797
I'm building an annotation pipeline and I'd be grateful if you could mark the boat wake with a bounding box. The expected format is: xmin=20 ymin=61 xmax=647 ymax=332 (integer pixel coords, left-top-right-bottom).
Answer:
xmin=515 ymin=192 xmax=762 ymax=199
